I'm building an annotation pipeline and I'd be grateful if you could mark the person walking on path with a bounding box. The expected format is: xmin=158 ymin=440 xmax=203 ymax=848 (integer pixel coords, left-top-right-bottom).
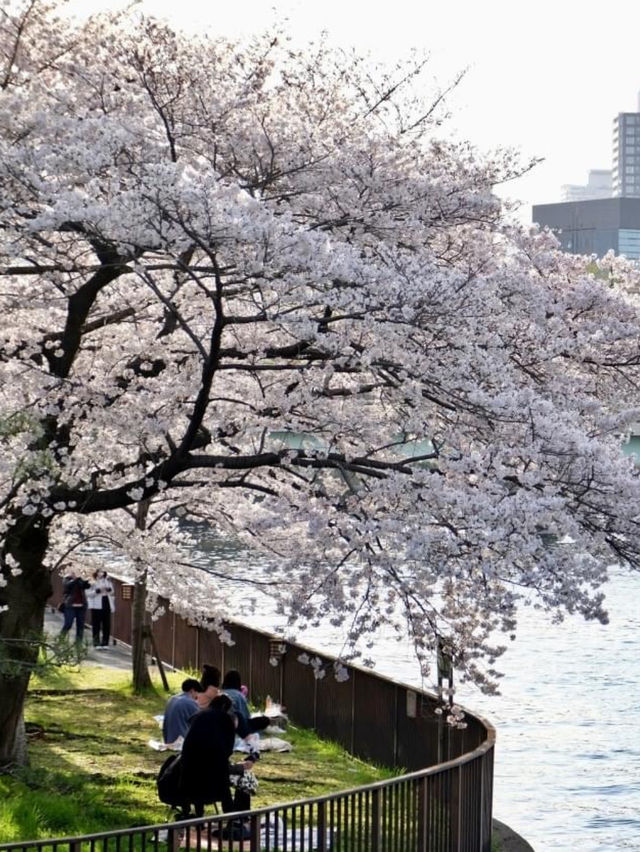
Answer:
xmin=60 ymin=569 xmax=91 ymax=643
xmin=87 ymin=570 xmax=115 ymax=648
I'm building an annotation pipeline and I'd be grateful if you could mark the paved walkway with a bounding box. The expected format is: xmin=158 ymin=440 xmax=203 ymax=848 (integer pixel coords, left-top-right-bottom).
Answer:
xmin=43 ymin=607 xmax=167 ymax=674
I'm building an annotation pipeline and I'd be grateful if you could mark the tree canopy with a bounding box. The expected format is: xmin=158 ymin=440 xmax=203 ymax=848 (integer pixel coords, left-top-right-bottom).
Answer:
xmin=2 ymin=0 xmax=640 ymax=753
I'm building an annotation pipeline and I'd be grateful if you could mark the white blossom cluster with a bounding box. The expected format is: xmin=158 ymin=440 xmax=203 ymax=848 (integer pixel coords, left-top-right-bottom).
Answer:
xmin=1 ymin=0 xmax=640 ymax=704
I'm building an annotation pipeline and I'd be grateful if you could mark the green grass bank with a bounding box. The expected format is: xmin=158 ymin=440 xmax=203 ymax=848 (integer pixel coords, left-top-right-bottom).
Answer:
xmin=0 ymin=664 xmax=396 ymax=843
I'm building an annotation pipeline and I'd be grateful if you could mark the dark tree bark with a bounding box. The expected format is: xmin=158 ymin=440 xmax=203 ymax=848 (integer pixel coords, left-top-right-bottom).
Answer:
xmin=0 ymin=520 xmax=51 ymax=769
xmin=131 ymin=500 xmax=152 ymax=693
xmin=131 ymin=570 xmax=152 ymax=693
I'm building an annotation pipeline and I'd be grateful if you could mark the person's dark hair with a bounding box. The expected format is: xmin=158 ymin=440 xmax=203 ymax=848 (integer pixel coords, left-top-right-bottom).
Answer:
xmin=181 ymin=678 xmax=202 ymax=693
xmin=210 ymin=693 xmax=233 ymax=714
xmin=222 ymin=669 xmax=242 ymax=690
xmin=201 ymin=664 xmax=221 ymax=690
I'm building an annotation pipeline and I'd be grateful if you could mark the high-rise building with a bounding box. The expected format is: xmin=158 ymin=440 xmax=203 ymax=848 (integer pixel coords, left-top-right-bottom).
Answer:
xmin=612 ymin=95 xmax=640 ymax=197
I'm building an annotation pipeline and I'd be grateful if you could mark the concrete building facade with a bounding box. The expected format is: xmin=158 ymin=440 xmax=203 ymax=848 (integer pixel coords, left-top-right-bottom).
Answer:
xmin=532 ymin=197 xmax=640 ymax=259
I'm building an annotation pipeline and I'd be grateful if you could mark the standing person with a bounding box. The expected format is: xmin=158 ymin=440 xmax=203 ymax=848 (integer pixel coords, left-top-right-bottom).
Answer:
xmin=87 ymin=570 xmax=115 ymax=648
xmin=162 ymin=678 xmax=202 ymax=745
xmin=60 ymin=569 xmax=91 ymax=644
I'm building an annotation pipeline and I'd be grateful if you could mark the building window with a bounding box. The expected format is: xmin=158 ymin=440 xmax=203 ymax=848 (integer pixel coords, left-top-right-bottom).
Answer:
xmin=619 ymin=229 xmax=640 ymax=259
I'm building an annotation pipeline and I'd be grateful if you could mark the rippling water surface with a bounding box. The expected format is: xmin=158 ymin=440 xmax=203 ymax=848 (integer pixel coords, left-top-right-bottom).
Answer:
xmin=197 ymin=533 xmax=640 ymax=851
xmin=457 ymin=568 xmax=640 ymax=852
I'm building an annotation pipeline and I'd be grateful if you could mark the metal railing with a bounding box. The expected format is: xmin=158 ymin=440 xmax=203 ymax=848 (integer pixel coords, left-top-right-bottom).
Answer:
xmin=0 ymin=745 xmax=494 ymax=852
xmin=4 ymin=575 xmax=496 ymax=851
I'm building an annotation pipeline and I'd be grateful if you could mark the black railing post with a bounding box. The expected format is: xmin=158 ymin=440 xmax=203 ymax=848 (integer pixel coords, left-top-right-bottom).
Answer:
xmin=371 ymin=787 xmax=381 ymax=851
xmin=249 ymin=813 xmax=260 ymax=851
xmin=167 ymin=825 xmax=181 ymax=852
xmin=316 ymin=800 xmax=327 ymax=852
xmin=481 ymin=748 xmax=494 ymax=852
xmin=417 ymin=775 xmax=429 ymax=852
xmin=449 ymin=765 xmax=461 ymax=852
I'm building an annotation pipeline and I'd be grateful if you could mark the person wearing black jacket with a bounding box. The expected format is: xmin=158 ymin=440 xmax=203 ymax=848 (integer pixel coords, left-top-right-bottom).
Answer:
xmin=60 ymin=570 xmax=91 ymax=643
xmin=177 ymin=693 xmax=257 ymax=823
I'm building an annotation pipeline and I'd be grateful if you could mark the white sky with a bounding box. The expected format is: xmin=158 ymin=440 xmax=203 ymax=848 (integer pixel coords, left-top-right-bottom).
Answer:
xmin=68 ymin=0 xmax=640 ymax=221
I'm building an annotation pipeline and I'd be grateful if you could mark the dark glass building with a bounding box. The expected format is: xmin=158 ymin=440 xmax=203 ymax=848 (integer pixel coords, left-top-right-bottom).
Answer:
xmin=532 ymin=197 xmax=640 ymax=259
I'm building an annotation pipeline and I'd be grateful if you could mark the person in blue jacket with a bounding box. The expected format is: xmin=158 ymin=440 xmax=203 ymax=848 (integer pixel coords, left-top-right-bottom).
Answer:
xmin=162 ymin=678 xmax=202 ymax=745
xmin=221 ymin=669 xmax=270 ymax=738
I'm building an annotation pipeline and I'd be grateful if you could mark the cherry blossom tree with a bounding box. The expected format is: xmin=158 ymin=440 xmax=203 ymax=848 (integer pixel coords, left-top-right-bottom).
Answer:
xmin=2 ymin=0 xmax=640 ymax=768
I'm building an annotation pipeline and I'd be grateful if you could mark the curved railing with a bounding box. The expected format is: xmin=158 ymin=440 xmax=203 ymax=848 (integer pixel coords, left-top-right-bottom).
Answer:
xmin=1 ymin=576 xmax=495 ymax=851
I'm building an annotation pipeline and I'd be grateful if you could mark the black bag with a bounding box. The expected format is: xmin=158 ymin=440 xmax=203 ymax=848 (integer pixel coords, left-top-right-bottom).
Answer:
xmin=57 ymin=602 xmax=65 ymax=613
xmin=157 ymin=753 xmax=182 ymax=807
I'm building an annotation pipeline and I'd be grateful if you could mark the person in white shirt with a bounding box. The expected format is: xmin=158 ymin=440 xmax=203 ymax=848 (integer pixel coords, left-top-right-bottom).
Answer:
xmin=87 ymin=570 xmax=115 ymax=648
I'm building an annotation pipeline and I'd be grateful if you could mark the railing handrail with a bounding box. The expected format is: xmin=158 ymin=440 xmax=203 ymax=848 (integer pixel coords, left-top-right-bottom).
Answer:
xmin=0 ymin=736 xmax=493 ymax=851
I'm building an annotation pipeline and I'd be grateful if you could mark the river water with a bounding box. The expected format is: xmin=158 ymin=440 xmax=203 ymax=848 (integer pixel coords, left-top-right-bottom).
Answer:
xmin=448 ymin=568 xmax=640 ymax=852
xmin=194 ymin=532 xmax=640 ymax=851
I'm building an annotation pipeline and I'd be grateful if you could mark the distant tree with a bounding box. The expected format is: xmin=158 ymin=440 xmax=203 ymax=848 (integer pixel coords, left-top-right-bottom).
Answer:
xmin=2 ymin=0 xmax=640 ymax=768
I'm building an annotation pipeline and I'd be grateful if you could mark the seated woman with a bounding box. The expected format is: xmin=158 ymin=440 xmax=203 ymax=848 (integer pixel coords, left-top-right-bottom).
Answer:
xmin=221 ymin=669 xmax=270 ymax=739
xmin=177 ymin=693 xmax=257 ymax=821
xmin=196 ymin=663 xmax=221 ymax=707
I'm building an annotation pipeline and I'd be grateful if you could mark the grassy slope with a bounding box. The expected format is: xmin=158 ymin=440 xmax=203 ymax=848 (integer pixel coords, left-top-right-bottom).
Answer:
xmin=0 ymin=665 xmax=395 ymax=843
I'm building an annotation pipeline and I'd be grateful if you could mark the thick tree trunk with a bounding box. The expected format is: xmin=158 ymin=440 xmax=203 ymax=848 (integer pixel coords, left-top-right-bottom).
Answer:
xmin=131 ymin=499 xmax=152 ymax=693
xmin=0 ymin=520 xmax=51 ymax=771
xmin=131 ymin=570 xmax=152 ymax=693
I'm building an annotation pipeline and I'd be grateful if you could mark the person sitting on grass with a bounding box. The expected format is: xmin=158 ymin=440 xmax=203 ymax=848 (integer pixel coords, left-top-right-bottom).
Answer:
xmin=162 ymin=678 xmax=203 ymax=746
xmin=196 ymin=663 xmax=221 ymax=707
xmin=222 ymin=669 xmax=270 ymax=738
